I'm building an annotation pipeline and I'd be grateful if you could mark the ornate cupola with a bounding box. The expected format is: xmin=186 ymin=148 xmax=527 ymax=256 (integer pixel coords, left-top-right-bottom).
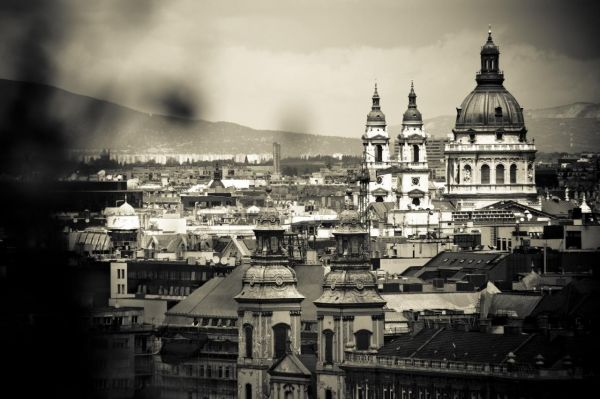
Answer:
xmin=315 ymin=189 xmax=385 ymax=306
xmin=313 ymin=189 xmax=386 ymax=399
xmin=366 ymin=83 xmax=386 ymax=128
xmin=402 ymin=81 xmax=423 ymax=127
xmin=235 ymin=187 xmax=306 ymax=399
xmin=477 ymin=26 xmax=504 ymax=85
xmin=235 ymin=187 xmax=305 ymax=303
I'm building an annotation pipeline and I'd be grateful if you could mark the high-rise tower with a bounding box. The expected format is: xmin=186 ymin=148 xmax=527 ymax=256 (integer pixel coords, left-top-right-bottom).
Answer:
xmin=314 ymin=189 xmax=386 ymax=398
xmin=444 ymin=27 xmax=539 ymax=210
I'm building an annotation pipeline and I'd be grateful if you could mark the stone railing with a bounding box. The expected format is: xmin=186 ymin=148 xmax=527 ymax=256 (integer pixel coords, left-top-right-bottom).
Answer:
xmin=445 ymin=184 xmax=537 ymax=194
xmin=343 ymin=353 xmax=575 ymax=380
xmin=445 ymin=144 xmax=536 ymax=153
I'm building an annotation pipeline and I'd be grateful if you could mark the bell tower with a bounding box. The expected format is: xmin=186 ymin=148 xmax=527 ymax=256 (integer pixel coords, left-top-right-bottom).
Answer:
xmin=314 ymin=189 xmax=386 ymax=399
xmin=235 ymin=187 xmax=307 ymax=399
xmin=362 ymin=84 xmax=394 ymax=203
xmin=396 ymin=82 xmax=432 ymax=211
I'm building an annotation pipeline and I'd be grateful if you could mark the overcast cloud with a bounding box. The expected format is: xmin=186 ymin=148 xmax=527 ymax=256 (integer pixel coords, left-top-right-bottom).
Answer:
xmin=1 ymin=0 xmax=599 ymax=137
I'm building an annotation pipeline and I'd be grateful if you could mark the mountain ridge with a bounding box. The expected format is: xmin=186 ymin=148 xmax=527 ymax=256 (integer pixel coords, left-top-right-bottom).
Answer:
xmin=2 ymin=79 xmax=598 ymax=155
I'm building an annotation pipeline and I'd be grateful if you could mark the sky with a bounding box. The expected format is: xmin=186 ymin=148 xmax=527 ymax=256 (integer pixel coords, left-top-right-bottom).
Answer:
xmin=1 ymin=0 xmax=599 ymax=137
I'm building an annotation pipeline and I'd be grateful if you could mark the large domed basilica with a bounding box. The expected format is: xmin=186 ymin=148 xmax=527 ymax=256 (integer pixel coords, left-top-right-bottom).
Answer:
xmin=444 ymin=27 xmax=539 ymax=210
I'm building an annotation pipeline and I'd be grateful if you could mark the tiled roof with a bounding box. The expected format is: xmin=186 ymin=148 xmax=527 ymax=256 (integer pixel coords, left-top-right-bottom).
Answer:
xmin=164 ymin=263 xmax=325 ymax=322
xmin=483 ymin=293 xmax=542 ymax=319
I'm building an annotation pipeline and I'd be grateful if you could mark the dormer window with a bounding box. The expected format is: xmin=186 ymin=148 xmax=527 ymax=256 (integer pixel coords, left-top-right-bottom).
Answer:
xmin=496 ymin=131 xmax=504 ymax=141
xmin=495 ymin=106 xmax=503 ymax=118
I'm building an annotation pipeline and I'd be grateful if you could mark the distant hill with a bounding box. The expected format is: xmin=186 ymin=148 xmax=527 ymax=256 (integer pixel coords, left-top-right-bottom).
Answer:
xmin=0 ymin=79 xmax=362 ymax=157
xmin=390 ymin=103 xmax=600 ymax=153
xmin=2 ymin=79 xmax=598 ymax=156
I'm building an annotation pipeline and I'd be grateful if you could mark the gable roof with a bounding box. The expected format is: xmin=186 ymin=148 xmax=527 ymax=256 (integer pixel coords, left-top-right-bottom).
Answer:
xmin=268 ymin=352 xmax=312 ymax=378
xmin=480 ymin=200 xmax=556 ymax=219
xmin=165 ymin=263 xmax=250 ymax=320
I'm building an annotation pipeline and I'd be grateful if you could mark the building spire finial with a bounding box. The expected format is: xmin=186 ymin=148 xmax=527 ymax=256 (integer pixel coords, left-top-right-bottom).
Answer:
xmin=488 ymin=24 xmax=492 ymax=41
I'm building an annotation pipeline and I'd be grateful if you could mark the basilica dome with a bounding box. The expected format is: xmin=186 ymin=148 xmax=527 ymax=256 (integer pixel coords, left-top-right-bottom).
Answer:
xmin=455 ymin=86 xmax=524 ymax=132
xmin=454 ymin=28 xmax=526 ymax=133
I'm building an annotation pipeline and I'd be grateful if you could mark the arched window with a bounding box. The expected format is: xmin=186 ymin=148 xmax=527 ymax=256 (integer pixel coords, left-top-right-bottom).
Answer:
xmin=244 ymin=324 xmax=253 ymax=358
xmin=245 ymin=383 xmax=252 ymax=399
xmin=412 ymin=197 xmax=420 ymax=207
xmin=375 ymin=145 xmax=383 ymax=162
xmin=273 ymin=323 xmax=290 ymax=358
xmin=325 ymin=389 xmax=333 ymax=399
xmin=375 ymin=196 xmax=384 ymax=202
xmin=496 ymin=164 xmax=505 ymax=184
xmin=481 ymin=164 xmax=490 ymax=184
xmin=510 ymin=164 xmax=517 ymax=184
xmin=463 ymin=165 xmax=472 ymax=183
xmin=413 ymin=145 xmax=420 ymax=163
xmin=323 ymin=330 xmax=334 ymax=364
xmin=355 ymin=330 xmax=372 ymax=351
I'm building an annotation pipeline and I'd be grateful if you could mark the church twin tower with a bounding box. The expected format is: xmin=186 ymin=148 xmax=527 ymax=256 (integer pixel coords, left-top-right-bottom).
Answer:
xmin=235 ymin=189 xmax=386 ymax=399
xmin=363 ymin=81 xmax=432 ymax=211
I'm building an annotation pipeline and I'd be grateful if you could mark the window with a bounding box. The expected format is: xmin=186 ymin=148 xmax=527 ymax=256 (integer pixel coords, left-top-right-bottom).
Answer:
xmin=326 ymin=389 xmax=333 ymax=399
xmin=495 ymin=131 xmax=503 ymax=141
xmin=413 ymin=145 xmax=420 ymax=163
xmin=510 ymin=164 xmax=517 ymax=184
xmin=323 ymin=330 xmax=334 ymax=364
xmin=375 ymin=145 xmax=383 ymax=162
xmin=412 ymin=197 xmax=420 ymax=207
xmin=496 ymin=164 xmax=505 ymax=184
xmin=246 ymin=384 xmax=252 ymax=399
xmin=481 ymin=164 xmax=490 ymax=184
xmin=463 ymin=165 xmax=472 ymax=183
xmin=495 ymin=106 xmax=503 ymax=118
xmin=273 ymin=323 xmax=290 ymax=358
xmin=469 ymin=133 xmax=476 ymax=143
xmin=566 ymin=231 xmax=582 ymax=249
xmin=355 ymin=330 xmax=372 ymax=350
xmin=244 ymin=325 xmax=253 ymax=358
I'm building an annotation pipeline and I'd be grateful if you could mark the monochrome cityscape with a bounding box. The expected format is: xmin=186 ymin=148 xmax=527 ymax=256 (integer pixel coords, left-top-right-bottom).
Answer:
xmin=1 ymin=1 xmax=599 ymax=399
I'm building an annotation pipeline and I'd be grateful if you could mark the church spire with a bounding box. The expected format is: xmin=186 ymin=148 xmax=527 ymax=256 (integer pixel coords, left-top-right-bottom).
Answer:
xmin=402 ymin=81 xmax=422 ymax=126
xmin=366 ymin=83 xmax=386 ymax=127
